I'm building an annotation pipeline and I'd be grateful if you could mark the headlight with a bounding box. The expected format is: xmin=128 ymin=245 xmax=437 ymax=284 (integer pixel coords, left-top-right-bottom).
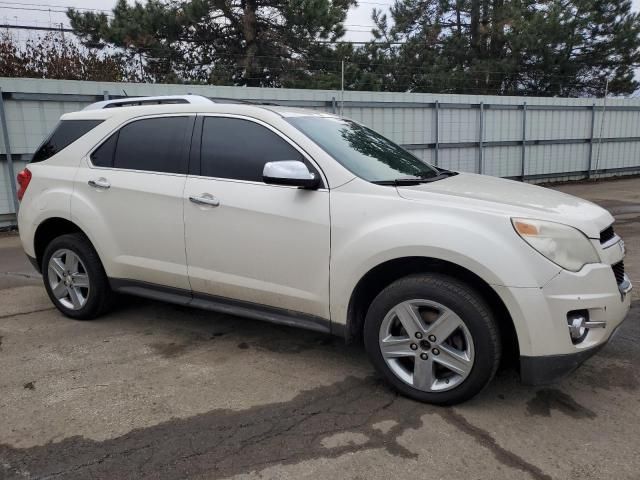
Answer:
xmin=511 ymin=218 xmax=600 ymax=272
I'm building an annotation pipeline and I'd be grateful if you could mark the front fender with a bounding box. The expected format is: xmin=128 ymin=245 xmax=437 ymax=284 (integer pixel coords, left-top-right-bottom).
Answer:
xmin=329 ymin=187 xmax=561 ymax=339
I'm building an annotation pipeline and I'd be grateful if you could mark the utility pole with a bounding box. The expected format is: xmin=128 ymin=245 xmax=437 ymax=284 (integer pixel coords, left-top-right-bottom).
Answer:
xmin=138 ymin=53 xmax=144 ymax=81
xmin=594 ymin=78 xmax=609 ymax=175
xmin=340 ymin=59 xmax=345 ymax=116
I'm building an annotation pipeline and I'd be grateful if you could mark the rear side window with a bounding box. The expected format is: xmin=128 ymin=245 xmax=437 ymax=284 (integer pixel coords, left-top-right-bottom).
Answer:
xmin=90 ymin=116 xmax=190 ymax=174
xmin=31 ymin=120 xmax=103 ymax=163
xmin=200 ymin=117 xmax=305 ymax=182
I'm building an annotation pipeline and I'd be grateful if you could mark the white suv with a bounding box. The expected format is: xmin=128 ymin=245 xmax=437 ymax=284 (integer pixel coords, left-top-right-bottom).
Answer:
xmin=17 ymin=95 xmax=632 ymax=405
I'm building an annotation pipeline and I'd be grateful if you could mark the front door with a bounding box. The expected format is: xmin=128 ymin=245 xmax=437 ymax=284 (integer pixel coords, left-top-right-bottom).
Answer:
xmin=183 ymin=115 xmax=330 ymax=319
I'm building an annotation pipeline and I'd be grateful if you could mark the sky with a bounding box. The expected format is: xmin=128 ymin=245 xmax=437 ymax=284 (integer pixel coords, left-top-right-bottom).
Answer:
xmin=1 ymin=0 xmax=639 ymax=44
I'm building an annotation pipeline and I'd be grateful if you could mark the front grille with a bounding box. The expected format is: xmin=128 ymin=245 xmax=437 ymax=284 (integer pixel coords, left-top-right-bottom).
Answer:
xmin=612 ymin=261 xmax=625 ymax=285
xmin=600 ymin=225 xmax=615 ymax=244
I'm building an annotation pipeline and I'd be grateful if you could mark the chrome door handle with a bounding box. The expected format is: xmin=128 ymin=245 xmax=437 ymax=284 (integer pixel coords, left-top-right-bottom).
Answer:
xmin=189 ymin=194 xmax=220 ymax=207
xmin=88 ymin=178 xmax=110 ymax=189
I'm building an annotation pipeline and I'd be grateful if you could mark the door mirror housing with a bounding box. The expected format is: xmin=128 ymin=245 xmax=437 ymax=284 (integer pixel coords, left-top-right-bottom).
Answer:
xmin=263 ymin=161 xmax=320 ymax=189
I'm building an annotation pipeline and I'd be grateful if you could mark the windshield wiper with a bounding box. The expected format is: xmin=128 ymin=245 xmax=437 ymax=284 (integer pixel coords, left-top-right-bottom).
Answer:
xmin=435 ymin=169 xmax=458 ymax=177
xmin=372 ymin=178 xmax=431 ymax=186
xmin=372 ymin=171 xmax=458 ymax=186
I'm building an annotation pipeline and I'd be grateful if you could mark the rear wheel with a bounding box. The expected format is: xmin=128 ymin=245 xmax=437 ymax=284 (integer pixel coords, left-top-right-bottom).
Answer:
xmin=42 ymin=233 xmax=114 ymax=320
xmin=363 ymin=273 xmax=501 ymax=405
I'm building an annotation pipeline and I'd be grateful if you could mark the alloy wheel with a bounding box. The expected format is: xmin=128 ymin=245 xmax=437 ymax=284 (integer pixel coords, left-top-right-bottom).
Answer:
xmin=47 ymin=249 xmax=90 ymax=310
xmin=378 ymin=299 xmax=475 ymax=392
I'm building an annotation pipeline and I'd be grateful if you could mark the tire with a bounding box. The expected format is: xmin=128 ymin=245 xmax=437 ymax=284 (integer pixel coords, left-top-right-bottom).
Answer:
xmin=363 ymin=273 xmax=501 ymax=405
xmin=42 ymin=233 xmax=114 ymax=320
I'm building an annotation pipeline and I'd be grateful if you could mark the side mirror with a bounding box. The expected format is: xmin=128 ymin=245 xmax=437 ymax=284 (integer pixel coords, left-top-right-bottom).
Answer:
xmin=263 ymin=161 xmax=320 ymax=189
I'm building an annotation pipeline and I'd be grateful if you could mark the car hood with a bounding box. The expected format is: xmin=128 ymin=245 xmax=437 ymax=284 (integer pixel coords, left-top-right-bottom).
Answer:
xmin=396 ymin=173 xmax=613 ymax=239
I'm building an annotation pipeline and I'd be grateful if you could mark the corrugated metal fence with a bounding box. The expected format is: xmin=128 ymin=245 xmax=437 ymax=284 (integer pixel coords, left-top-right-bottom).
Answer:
xmin=2 ymin=77 xmax=640 ymax=226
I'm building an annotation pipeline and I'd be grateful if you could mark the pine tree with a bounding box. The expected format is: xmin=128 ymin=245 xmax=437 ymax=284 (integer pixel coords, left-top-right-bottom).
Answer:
xmin=67 ymin=0 xmax=355 ymax=86
xmin=366 ymin=0 xmax=640 ymax=96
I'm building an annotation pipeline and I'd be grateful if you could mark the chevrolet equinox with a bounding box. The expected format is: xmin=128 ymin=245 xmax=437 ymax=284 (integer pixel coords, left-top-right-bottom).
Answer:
xmin=17 ymin=95 xmax=632 ymax=405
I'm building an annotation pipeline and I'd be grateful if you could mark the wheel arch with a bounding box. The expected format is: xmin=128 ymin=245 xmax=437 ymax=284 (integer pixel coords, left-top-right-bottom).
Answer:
xmin=345 ymin=256 xmax=519 ymax=363
xmin=33 ymin=217 xmax=90 ymax=272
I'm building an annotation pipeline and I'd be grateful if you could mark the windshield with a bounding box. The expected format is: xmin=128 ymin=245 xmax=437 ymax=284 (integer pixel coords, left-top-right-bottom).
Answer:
xmin=287 ymin=116 xmax=440 ymax=183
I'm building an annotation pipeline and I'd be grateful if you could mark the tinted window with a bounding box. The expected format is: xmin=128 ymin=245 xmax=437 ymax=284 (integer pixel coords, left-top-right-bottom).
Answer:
xmin=201 ymin=117 xmax=304 ymax=181
xmin=31 ymin=120 xmax=103 ymax=163
xmin=90 ymin=133 xmax=118 ymax=167
xmin=113 ymin=117 xmax=189 ymax=174
xmin=287 ymin=116 xmax=439 ymax=183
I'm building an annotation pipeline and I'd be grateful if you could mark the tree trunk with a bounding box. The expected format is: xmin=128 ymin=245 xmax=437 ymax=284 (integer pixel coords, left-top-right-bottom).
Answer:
xmin=489 ymin=0 xmax=505 ymax=93
xmin=470 ymin=0 xmax=480 ymax=56
xmin=481 ymin=0 xmax=489 ymax=55
xmin=490 ymin=0 xmax=505 ymax=57
xmin=241 ymin=0 xmax=259 ymax=86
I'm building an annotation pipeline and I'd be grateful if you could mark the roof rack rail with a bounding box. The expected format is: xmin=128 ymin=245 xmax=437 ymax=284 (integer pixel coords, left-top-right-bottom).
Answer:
xmin=207 ymin=97 xmax=254 ymax=104
xmin=207 ymin=97 xmax=280 ymax=106
xmin=83 ymin=94 xmax=214 ymax=111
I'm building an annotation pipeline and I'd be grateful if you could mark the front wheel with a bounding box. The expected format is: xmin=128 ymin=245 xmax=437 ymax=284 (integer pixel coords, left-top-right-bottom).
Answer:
xmin=363 ymin=274 xmax=501 ymax=405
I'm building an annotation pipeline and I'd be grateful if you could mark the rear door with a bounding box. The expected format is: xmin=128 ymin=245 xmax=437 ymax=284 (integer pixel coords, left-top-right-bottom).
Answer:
xmin=72 ymin=114 xmax=194 ymax=290
xmin=183 ymin=115 xmax=330 ymax=319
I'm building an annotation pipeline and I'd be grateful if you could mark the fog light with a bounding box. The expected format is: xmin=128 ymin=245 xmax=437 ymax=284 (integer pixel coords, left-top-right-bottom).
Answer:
xmin=567 ymin=310 xmax=589 ymax=344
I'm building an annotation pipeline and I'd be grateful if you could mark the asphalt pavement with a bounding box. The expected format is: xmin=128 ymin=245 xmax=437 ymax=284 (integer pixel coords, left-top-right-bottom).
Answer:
xmin=1 ymin=177 xmax=639 ymax=480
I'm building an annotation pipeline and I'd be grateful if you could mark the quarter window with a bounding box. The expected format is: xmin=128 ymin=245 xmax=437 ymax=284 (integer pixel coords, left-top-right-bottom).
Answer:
xmin=31 ymin=120 xmax=103 ymax=163
xmin=91 ymin=116 xmax=190 ymax=173
xmin=200 ymin=117 xmax=305 ymax=182
xmin=90 ymin=133 xmax=118 ymax=167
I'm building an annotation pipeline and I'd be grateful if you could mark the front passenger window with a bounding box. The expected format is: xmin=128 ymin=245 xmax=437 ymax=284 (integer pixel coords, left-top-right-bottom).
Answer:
xmin=200 ymin=117 xmax=305 ymax=182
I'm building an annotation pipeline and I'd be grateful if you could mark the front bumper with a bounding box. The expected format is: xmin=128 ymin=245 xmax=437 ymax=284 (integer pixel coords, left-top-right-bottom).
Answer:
xmin=520 ymin=342 xmax=607 ymax=385
xmin=519 ymin=319 xmax=630 ymax=385
xmin=495 ymin=262 xmax=632 ymax=385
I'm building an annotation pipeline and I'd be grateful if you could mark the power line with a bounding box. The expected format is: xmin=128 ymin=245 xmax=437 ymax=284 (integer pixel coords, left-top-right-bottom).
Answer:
xmin=0 ymin=23 xmax=393 ymax=41
xmin=0 ymin=4 xmax=111 ymax=16
xmin=0 ymin=2 xmax=383 ymax=19
xmin=358 ymin=1 xmax=394 ymax=5
xmin=1 ymin=5 xmax=68 ymax=13
xmin=0 ymin=1 xmax=111 ymax=12
xmin=0 ymin=15 xmax=374 ymax=34
xmin=1 ymin=0 xmax=391 ymax=9
xmin=1 ymin=23 xmax=72 ymax=31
